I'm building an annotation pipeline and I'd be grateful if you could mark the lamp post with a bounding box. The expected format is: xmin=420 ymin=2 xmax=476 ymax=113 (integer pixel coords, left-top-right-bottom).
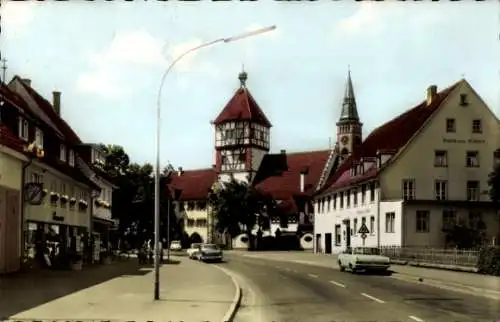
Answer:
xmin=153 ymin=25 xmax=277 ymax=300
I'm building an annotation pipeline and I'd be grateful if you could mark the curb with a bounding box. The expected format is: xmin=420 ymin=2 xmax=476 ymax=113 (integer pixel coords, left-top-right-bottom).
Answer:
xmin=214 ymin=265 xmax=243 ymax=322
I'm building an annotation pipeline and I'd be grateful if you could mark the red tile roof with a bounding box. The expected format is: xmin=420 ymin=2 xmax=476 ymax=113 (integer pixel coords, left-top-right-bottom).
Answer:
xmin=318 ymin=81 xmax=461 ymax=195
xmin=0 ymin=125 xmax=25 ymax=154
xmin=254 ymin=150 xmax=330 ymax=200
xmin=13 ymin=76 xmax=82 ymax=145
xmin=167 ymin=168 xmax=218 ymax=201
xmin=213 ymin=87 xmax=272 ymax=127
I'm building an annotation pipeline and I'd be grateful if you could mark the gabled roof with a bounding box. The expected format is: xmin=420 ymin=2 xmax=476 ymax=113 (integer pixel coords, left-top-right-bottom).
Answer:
xmin=167 ymin=168 xmax=218 ymax=201
xmin=212 ymin=72 xmax=272 ymax=127
xmin=0 ymin=125 xmax=25 ymax=154
xmin=254 ymin=150 xmax=330 ymax=200
xmin=11 ymin=76 xmax=82 ymax=145
xmin=318 ymin=80 xmax=461 ymax=196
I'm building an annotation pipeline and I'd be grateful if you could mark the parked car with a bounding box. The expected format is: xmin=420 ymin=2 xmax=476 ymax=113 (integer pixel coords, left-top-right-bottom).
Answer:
xmin=338 ymin=247 xmax=390 ymax=273
xmin=187 ymin=243 xmax=202 ymax=259
xmin=195 ymin=243 xmax=223 ymax=263
xmin=169 ymin=240 xmax=182 ymax=251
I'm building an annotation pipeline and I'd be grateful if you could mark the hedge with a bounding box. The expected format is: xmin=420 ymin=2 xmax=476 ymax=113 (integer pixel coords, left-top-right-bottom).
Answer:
xmin=477 ymin=246 xmax=500 ymax=276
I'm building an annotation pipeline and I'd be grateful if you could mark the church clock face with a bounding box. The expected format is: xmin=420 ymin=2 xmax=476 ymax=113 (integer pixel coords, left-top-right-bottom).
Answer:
xmin=341 ymin=136 xmax=349 ymax=145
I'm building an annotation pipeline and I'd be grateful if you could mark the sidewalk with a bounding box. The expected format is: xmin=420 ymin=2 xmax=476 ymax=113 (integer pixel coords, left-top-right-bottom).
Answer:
xmin=229 ymin=250 xmax=500 ymax=294
xmin=0 ymin=257 xmax=237 ymax=321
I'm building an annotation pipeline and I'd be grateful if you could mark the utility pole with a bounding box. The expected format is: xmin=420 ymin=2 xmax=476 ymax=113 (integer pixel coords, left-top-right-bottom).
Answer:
xmin=1 ymin=57 xmax=7 ymax=83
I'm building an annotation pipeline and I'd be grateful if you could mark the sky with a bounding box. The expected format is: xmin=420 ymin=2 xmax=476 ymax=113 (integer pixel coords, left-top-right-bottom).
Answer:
xmin=2 ymin=1 xmax=499 ymax=170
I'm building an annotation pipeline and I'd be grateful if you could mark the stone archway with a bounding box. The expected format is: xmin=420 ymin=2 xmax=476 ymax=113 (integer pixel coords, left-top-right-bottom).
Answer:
xmin=189 ymin=232 xmax=203 ymax=245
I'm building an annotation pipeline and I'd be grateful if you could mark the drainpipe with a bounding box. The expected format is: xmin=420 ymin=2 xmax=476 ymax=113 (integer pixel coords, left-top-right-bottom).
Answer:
xmin=20 ymin=158 xmax=33 ymax=266
xmin=376 ymin=183 xmax=381 ymax=248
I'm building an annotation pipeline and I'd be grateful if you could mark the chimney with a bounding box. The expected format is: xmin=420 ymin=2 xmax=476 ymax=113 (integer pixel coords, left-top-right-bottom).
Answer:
xmin=21 ymin=78 xmax=31 ymax=87
xmin=426 ymin=85 xmax=437 ymax=106
xmin=52 ymin=91 xmax=61 ymax=116
xmin=177 ymin=166 xmax=183 ymax=176
xmin=280 ymin=149 xmax=286 ymax=155
xmin=299 ymin=167 xmax=308 ymax=193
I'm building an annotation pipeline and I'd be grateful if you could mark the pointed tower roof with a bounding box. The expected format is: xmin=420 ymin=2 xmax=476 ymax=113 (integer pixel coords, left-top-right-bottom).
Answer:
xmin=339 ymin=67 xmax=359 ymax=121
xmin=213 ymin=70 xmax=272 ymax=127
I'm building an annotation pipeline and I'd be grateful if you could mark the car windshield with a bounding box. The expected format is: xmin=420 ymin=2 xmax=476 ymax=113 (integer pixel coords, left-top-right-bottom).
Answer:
xmin=171 ymin=241 xmax=180 ymax=246
xmin=202 ymin=244 xmax=218 ymax=250
xmin=191 ymin=243 xmax=201 ymax=248
xmin=353 ymin=247 xmax=380 ymax=255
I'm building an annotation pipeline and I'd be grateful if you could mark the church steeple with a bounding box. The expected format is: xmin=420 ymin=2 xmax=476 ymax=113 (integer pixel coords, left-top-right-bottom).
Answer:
xmin=339 ymin=66 xmax=359 ymax=121
xmin=336 ymin=67 xmax=363 ymax=159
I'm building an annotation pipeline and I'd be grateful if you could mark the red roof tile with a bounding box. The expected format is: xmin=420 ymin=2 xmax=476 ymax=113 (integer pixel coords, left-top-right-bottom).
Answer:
xmin=167 ymin=168 xmax=218 ymax=201
xmin=0 ymin=125 xmax=25 ymax=154
xmin=254 ymin=150 xmax=330 ymax=200
xmin=213 ymin=87 xmax=272 ymax=127
xmin=319 ymin=81 xmax=460 ymax=195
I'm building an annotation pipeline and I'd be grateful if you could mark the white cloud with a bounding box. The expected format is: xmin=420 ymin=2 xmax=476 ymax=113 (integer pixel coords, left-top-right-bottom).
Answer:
xmin=76 ymin=30 xmax=214 ymax=98
xmin=2 ymin=1 xmax=37 ymax=37
xmin=334 ymin=2 xmax=442 ymax=37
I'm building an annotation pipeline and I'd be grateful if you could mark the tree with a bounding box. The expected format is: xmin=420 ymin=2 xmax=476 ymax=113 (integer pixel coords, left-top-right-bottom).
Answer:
xmin=488 ymin=155 xmax=500 ymax=205
xmin=207 ymin=176 xmax=275 ymax=250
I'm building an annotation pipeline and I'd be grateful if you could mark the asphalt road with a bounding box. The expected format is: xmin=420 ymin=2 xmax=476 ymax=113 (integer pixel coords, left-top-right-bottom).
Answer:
xmin=220 ymin=254 xmax=500 ymax=322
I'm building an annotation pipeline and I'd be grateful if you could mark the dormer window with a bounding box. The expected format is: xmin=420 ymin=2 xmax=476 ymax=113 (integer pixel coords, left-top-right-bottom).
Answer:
xmin=35 ymin=127 xmax=44 ymax=148
xmin=18 ymin=117 xmax=29 ymax=141
xmin=60 ymin=144 xmax=67 ymax=162
xmin=69 ymin=150 xmax=75 ymax=167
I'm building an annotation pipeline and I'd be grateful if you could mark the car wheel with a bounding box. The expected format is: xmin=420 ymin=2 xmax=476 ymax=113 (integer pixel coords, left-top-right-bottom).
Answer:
xmin=349 ymin=264 xmax=357 ymax=274
xmin=338 ymin=261 xmax=345 ymax=272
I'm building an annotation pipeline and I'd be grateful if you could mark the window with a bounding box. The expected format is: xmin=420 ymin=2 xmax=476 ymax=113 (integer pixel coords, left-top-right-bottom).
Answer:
xmin=35 ymin=128 xmax=43 ymax=148
xmin=442 ymin=209 xmax=456 ymax=230
xmin=361 ymin=217 xmax=366 ymax=225
xmin=434 ymin=150 xmax=448 ymax=167
xmin=361 ymin=184 xmax=366 ymax=204
xmin=416 ymin=210 xmax=430 ymax=233
xmin=435 ymin=180 xmax=448 ymax=200
xmin=466 ymin=151 xmax=479 ymax=167
xmin=369 ymin=183 xmax=375 ymax=201
xmin=370 ymin=216 xmax=375 ymax=234
xmin=326 ymin=197 xmax=331 ymax=212
xmin=31 ymin=172 xmax=44 ymax=184
xmin=335 ymin=225 xmax=341 ymax=246
xmin=60 ymin=144 xmax=67 ymax=161
xmin=18 ymin=117 xmax=29 ymax=140
xmin=460 ymin=93 xmax=468 ymax=106
xmin=446 ymin=118 xmax=456 ymax=133
xmin=468 ymin=212 xmax=483 ymax=229
xmin=353 ymin=188 xmax=358 ymax=206
xmin=466 ymin=181 xmax=479 ymax=201
xmin=60 ymin=183 xmax=66 ymax=194
xmin=385 ymin=212 xmax=395 ymax=233
xmin=195 ymin=219 xmax=207 ymax=227
xmin=353 ymin=218 xmax=358 ymax=235
xmin=346 ymin=190 xmax=351 ymax=207
xmin=402 ymin=179 xmax=416 ymax=200
xmin=339 ymin=192 xmax=344 ymax=208
xmin=472 ymin=119 xmax=482 ymax=134
xmin=333 ymin=194 xmax=337 ymax=209
xmin=69 ymin=150 xmax=75 ymax=167
xmin=186 ymin=219 xmax=195 ymax=227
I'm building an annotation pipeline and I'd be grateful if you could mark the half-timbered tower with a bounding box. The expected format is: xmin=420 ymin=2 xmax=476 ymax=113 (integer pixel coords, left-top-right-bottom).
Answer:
xmin=212 ymin=71 xmax=272 ymax=183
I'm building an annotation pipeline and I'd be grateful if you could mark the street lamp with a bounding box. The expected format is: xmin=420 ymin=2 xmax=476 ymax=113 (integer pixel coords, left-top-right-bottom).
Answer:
xmin=153 ymin=25 xmax=277 ymax=300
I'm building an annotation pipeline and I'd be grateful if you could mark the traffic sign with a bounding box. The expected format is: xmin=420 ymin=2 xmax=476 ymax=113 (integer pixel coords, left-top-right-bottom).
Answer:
xmin=358 ymin=223 xmax=370 ymax=235
xmin=360 ymin=232 xmax=367 ymax=239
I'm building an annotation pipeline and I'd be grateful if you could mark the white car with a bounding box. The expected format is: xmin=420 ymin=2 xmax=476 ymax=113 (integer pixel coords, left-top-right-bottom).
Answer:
xmin=187 ymin=243 xmax=202 ymax=259
xmin=169 ymin=240 xmax=182 ymax=251
xmin=195 ymin=244 xmax=223 ymax=263
xmin=338 ymin=247 xmax=390 ymax=273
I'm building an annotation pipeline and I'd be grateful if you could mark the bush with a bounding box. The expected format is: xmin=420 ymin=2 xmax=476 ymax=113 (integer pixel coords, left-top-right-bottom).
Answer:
xmin=477 ymin=246 xmax=500 ymax=276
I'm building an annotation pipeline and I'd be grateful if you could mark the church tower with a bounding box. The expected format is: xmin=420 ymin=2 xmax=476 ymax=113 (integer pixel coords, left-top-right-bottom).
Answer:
xmin=212 ymin=70 xmax=272 ymax=183
xmin=336 ymin=68 xmax=362 ymax=159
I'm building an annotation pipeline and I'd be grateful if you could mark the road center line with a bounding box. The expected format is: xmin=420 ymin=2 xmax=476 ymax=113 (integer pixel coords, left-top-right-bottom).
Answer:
xmin=408 ymin=315 xmax=424 ymax=322
xmin=361 ymin=292 xmax=385 ymax=304
xmin=308 ymin=273 xmax=319 ymax=278
xmin=329 ymin=280 xmax=346 ymax=288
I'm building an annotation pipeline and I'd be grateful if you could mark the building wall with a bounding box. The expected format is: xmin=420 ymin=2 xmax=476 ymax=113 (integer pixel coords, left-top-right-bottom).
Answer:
xmin=219 ymin=172 xmax=250 ymax=184
xmin=182 ymin=201 xmax=209 ymax=243
xmin=379 ymin=200 xmax=403 ymax=246
xmin=24 ymin=162 xmax=91 ymax=228
xmin=93 ymin=180 xmax=113 ymax=222
xmin=0 ymin=150 xmax=24 ymax=190
xmin=380 ymin=81 xmax=499 ymax=201
xmin=402 ymin=204 xmax=499 ymax=248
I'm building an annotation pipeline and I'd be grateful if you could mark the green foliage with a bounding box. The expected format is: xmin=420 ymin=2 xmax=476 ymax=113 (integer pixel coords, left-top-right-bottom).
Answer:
xmin=207 ymin=176 xmax=275 ymax=247
xmin=97 ymin=144 xmax=181 ymax=249
xmin=477 ymin=246 xmax=500 ymax=276
xmin=443 ymin=218 xmax=486 ymax=249
xmin=488 ymin=155 xmax=500 ymax=205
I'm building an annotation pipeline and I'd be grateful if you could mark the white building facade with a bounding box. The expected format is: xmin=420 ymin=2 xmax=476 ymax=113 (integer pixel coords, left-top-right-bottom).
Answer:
xmin=314 ymin=79 xmax=500 ymax=254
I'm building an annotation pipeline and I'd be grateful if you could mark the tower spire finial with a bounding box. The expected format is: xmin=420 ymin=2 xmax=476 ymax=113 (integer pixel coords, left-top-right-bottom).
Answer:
xmin=238 ymin=65 xmax=248 ymax=88
xmin=339 ymin=66 xmax=359 ymax=121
